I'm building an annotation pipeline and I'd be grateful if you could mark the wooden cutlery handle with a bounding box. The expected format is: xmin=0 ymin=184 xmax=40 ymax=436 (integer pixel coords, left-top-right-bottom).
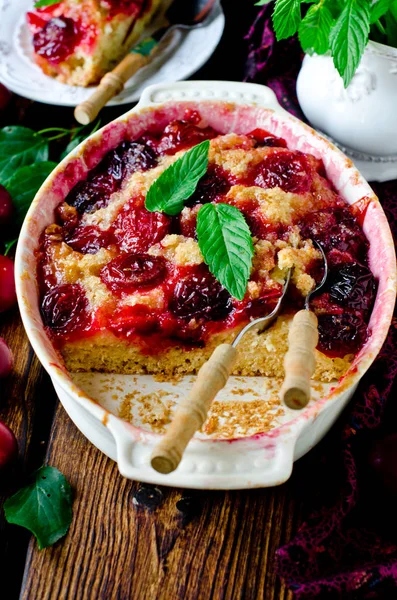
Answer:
xmin=281 ymin=310 xmax=318 ymax=410
xmin=151 ymin=344 xmax=238 ymax=474
xmin=74 ymin=50 xmax=156 ymax=125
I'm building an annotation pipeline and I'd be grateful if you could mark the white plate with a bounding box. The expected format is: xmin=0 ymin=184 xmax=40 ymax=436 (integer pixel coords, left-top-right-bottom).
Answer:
xmin=0 ymin=0 xmax=224 ymax=106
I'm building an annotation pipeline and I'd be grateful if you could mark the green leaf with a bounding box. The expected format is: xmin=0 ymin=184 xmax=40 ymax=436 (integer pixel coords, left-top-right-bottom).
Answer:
xmin=6 ymin=161 xmax=57 ymax=224
xmin=4 ymin=238 xmax=17 ymax=256
xmin=299 ymin=3 xmax=334 ymax=55
xmin=330 ymin=0 xmax=370 ymax=87
xmin=60 ymin=135 xmax=85 ymax=160
xmin=4 ymin=466 xmax=73 ymax=550
xmin=385 ymin=2 xmax=397 ymax=46
xmin=34 ymin=0 xmax=62 ymax=7
xmin=145 ymin=140 xmax=210 ymax=216
xmin=60 ymin=119 xmax=102 ymax=160
xmin=370 ymin=0 xmax=395 ymax=23
xmin=196 ymin=203 xmax=254 ymax=301
xmin=0 ymin=126 xmax=49 ymax=187
xmin=273 ymin=0 xmax=302 ymax=40
xmin=254 ymin=0 xmax=273 ymax=5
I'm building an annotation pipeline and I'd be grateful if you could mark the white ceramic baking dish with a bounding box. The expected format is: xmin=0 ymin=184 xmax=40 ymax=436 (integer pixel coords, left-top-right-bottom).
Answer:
xmin=15 ymin=81 xmax=397 ymax=489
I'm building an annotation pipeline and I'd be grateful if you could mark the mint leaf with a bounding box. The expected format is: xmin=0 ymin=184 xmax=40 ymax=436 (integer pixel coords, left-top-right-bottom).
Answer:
xmin=385 ymin=3 xmax=397 ymax=46
xmin=370 ymin=0 xmax=395 ymax=23
xmin=4 ymin=466 xmax=73 ymax=550
xmin=6 ymin=161 xmax=57 ymax=224
xmin=4 ymin=239 xmax=17 ymax=256
xmin=197 ymin=203 xmax=254 ymax=301
xmin=60 ymin=135 xmax=85 ymax=160
xmin=0 ymin=126 xmax=48 ymax=187
xmin=34 ymin=0 xmax=62 ymax=7
xmin=273 ymin=0 xmax=302 ymax=40
xmin=145 ymin=140 xmax=210 ymax=216
xmin=330 ymin=0 xmax=370 ymax=87
xmin=299 ymin=3 xmax=334 ymax=55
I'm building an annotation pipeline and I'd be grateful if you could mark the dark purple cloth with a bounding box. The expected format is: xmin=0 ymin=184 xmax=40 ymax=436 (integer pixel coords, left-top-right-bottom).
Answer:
xmin=245 ymin=6 xmax=397 ymax=599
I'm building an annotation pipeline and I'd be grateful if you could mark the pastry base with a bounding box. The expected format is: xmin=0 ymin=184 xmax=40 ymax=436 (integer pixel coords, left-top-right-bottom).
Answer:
xmin=62 ymin=315 xmax=352 ymax=383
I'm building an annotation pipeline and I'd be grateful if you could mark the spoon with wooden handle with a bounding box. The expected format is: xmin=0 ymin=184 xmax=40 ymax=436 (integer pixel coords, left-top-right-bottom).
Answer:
xmin=280 ymin=241 xmax=328 ymax=410
xmin=74 ymin=0 xmax=219 ymax=125
xmin=151 ymin=270 xmax=291 ymax=474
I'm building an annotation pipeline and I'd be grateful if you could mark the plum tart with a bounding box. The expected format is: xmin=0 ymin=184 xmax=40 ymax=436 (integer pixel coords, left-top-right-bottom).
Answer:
xmin=27 ymin=0 xmax=162 ymax=86
xmin=37 ymin=110 xmax=377 ymax=382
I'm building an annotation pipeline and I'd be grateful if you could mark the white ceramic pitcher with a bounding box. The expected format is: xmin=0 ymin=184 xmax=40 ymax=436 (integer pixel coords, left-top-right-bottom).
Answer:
xmin=297 ymin=40 xmax=397 ymax=181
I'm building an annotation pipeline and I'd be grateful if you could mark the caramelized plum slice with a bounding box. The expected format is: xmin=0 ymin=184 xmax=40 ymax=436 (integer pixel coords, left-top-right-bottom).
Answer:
xmin=248 ymin=129 xmax=287 ymax=148
xmin=65 ymin=180 xmax=109 ymax=214
xmin=185 ymin=165 xmax=231 ymax=207
xmin=117 ymin=141 xmax=157 ymax=176
xmin=65 ymin=225 xmax=114 ymax=254
xmin=328 ymin=263 xmax=376 ymax=313
xmin=41 ymin=284 xmax=88 ymax=332
xmin=156 ymin=119 xmax=218 ymax=155
xmin=170 ymin=270 xmax=233 ymax=321
xmin=33 ymin=17 xmax=80 ymax=63
xmin=317 ymin=313 xmax=368 ymax=356
xmin=65 ymin=141 xmax=157 ymax=214
xmin=100 ymin=253 xmax=166 ymax=293
xmin=253 ymin=151 xmax=312 ymax=194
xmin=300 ymin=208 xmax=368 ymax=260
xmin=110 ymin=305 xmax=160 ymax=337
xmin=113 ymin=203 xmax=170 ymax=252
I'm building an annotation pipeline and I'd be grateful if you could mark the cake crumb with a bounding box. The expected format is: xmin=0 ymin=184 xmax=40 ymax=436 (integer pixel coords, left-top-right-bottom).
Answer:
xmin=203 ymin=397 xmax=284 ymax=438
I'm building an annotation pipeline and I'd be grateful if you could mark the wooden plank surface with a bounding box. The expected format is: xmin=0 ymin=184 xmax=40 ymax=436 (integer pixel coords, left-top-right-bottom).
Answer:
xmin=21 ymin=404 xmax=299 ymax=600
xmin=0 ymin=3 xmax=306 ymax=598
xmin=0 ymin=310 xmax=58 ymax=600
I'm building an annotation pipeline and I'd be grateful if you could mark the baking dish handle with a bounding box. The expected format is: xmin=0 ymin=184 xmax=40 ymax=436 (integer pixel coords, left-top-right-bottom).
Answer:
xmin=107 ymin=415 xmax=301 ymax=489
xmin=136 ymin=80 xmax=286 ymax=113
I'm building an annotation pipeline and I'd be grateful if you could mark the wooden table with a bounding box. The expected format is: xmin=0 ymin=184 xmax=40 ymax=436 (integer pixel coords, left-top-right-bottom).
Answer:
xmin=0 ymin=4 xmax=308 ymax=597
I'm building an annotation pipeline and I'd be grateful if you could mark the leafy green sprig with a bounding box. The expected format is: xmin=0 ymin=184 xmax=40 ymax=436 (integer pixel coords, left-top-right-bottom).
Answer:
xmin=255 ymin=0 xmax=397 ymax=87
xmin=145 ymin=141 xmax=254 ymax=300
xmin=0 ymin=120 xmax=100 ymax=256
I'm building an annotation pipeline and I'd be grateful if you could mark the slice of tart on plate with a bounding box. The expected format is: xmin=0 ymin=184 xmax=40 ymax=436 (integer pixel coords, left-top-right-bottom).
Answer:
xmin=36 ymin=109 xmax=377 ymax=385
xmin=26 ymin=0 xmax=163 ymax=86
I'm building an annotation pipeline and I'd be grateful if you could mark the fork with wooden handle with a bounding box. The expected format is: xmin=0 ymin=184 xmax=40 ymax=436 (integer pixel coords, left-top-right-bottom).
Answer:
xmin=74 ymin=0 xmax=219 ymax=125
xmin=280 ymin=310 xmax=318 ymax=410
xmin=74 ymin=43 xmax=160 ymax=125
xmin=151 ymin=343 xmax=237 ymax=474
xmin=151 ymin=271 xmax=292 ymax=474
xmin=280 ymin=241 xmax=328 ymax=410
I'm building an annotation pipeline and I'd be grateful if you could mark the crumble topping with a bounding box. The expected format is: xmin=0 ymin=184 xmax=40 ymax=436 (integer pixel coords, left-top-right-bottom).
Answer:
xmin=148 ymin=235 xmax=203 ymax=267
xmin=37 ymin=111 xmax=376 ymax=377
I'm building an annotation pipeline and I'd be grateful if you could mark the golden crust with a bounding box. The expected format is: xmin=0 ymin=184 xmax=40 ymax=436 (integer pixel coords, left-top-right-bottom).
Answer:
xmin=62 ymin=315 xmax=352 ymax=382
xmin=42 ymin=131 xmax=354 ymax=383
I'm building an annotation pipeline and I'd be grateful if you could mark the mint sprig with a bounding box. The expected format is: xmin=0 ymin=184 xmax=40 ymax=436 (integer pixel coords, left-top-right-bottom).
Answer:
xmin=0 ymin=120 xmax=100 ymax=256
xmin=145 ymin=140 xmax=210 ymax=216
xmin=299 ymin=3 xmax=334 ymax=55
xmin=4 ymin=466 xmax=73 ymax=549
xmin=197 ymin=203 xmax=254 ymax=301
xmin=370 ymin=0 xmax=396 ymax=24
xmin=330 ymin=0 xmax=370 ymax=87
xmin=273 ymin=0 xmax=302 ymax=40
xmin=265 ymin=0 xmax=397 ymax=87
